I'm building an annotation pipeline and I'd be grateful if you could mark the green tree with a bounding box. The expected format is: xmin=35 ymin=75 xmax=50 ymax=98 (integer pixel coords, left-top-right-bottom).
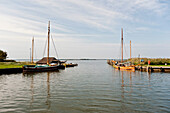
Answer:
xmin=0 ymin=50 xmax=7 ymax=61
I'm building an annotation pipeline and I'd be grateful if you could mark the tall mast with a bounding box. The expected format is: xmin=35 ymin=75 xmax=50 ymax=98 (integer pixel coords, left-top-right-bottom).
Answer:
xmin=121 ymin=28 xmax=123 ymax=63
xmin=31 ymin=37 xmax=34 ymax=63
xmin=47 ymin=21 xmax=50 ymax=65
xmin=130 ymin=40 xmax=131 ymax=62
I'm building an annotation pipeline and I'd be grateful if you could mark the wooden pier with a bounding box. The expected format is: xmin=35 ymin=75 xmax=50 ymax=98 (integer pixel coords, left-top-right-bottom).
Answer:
xmin=107 ymin=60 xmax=170 ymax=72
xmin=135 ymin=66 xmax=170 ymax=72
xmin=0 ymin=68 xmax=23 ymax=75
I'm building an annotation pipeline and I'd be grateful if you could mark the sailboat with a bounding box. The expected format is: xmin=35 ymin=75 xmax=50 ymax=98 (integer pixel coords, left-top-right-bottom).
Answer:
xmin=112 ymin=28 xmax=135 ymax=71
xmin=23 ymin=21 xmax=60 ymax=73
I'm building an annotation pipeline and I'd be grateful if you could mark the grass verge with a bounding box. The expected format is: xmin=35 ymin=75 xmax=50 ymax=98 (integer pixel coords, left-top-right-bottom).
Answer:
xmin=0 ymin=62 xmax=34 ymax=69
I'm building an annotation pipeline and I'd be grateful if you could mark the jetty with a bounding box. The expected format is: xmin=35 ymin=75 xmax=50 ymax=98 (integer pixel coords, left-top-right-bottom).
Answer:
xmin=107 ymin=59 xmax=170 ymax=72
xmin=135 ymin=66 xmax=170 ymax=72
xmin=0 ymin=68 xmax=22 ymax=75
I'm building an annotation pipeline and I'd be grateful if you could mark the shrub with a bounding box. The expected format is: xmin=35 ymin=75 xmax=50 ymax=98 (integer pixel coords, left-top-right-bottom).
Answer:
xmin=0 ymin=50 xmax=7 ymax=61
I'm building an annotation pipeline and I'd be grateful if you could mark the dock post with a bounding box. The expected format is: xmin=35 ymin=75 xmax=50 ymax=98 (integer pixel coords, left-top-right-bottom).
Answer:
xmin=160 ymin=67 xmax=164 ymax=72
xmin=147 ymin=66 xmax=152 ymax=72
xmin=150 ymin=67 xmax=153 ymax=72
xmin=140 ymin=66 xmax=142 ymax=71
xmin=147 ymin=66 xmax=149 ymax=72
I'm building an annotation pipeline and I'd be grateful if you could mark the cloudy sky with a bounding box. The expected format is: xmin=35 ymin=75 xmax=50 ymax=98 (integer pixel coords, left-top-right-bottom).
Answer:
xmin=0 ymin=0 xmax=170 ymax=59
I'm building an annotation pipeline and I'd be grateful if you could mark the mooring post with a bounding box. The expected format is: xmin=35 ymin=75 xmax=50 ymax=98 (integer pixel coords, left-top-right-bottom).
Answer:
xmin=160 ymin=67 xmax=164 ymax=72
xmin=150 ymin=67 xmax=153 ymax=72
xmin=147 ymin=66 xmax=150 ymax=72
xmin=140 ymin=66 xmax=142 ymax=71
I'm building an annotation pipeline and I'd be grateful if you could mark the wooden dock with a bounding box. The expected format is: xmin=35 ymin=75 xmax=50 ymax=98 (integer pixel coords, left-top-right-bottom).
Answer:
xmin=107 ymin=60 xmax=170 ymax=72
xmin=0 ymin=68 xmax=23 ymax=75
xmin=135 ymin=66 xmax=170 ymax=72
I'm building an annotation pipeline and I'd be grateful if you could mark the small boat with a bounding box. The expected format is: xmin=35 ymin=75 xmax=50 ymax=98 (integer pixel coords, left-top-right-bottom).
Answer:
xmin=23 ymin=21 xmax=60 ymax=73
xmin=64 ymin=63 xmax=78 ymax=67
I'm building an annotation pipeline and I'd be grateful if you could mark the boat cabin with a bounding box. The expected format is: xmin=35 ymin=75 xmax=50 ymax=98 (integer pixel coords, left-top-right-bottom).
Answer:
xmin=36 ymin=57 xmax=60 ymax=65
xmin=117 ymin=63 xmax=125 ymax=67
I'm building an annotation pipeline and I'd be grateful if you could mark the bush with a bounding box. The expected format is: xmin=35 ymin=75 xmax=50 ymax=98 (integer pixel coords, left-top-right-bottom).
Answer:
xmin=127 ymin=58 xmax=170 ymax=65
xmin=0 ymin=50 xmax=7 ymax=61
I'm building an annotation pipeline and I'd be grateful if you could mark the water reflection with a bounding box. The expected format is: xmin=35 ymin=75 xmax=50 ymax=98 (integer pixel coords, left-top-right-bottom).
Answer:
xmin=30 ymin=75 xmax=34 ymax=110
xmin=116 ymin=70 xmax=135 ymax=98
xmin=23 ymin=72 xmax=53 ymax=111
xmin=121 ymin=71 xmax=125 ymax=99
xmin=129 ymin=72 xmax=132 ymax=94
xmin=147 ymin=71 xmax=151 ymax=81
xmin=46 ymin=72 xmax=51 ymax=110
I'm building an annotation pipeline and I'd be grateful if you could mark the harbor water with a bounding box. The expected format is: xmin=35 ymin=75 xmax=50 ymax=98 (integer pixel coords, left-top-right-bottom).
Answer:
xmin=0 ymin=60 xmax=170 ymax=113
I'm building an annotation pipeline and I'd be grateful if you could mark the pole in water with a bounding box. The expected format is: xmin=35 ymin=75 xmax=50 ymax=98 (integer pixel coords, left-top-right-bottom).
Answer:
xmin=121 ymin=28 xmax=123 ymax=63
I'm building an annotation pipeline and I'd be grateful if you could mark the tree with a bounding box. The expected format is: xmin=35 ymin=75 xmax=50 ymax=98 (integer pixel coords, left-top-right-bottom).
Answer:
xmin=0 ymin=50 xmax=7 ymax=61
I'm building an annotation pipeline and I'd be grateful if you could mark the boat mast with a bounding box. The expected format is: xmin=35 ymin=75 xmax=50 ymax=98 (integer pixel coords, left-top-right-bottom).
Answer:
xmin=31 ymin=37 xmax=34 ymax=63
xmin=121 ymin=28 xmax=123 ymax=63
xmin=47 ymin=21 xmax=50 ymax=65
xmin=130 ymin=40 xmax=131 ymax=62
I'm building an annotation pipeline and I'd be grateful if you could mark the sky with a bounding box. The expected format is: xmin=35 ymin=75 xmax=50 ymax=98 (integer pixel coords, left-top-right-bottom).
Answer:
xmin=0 ymin=0 xmax=170 ymax=59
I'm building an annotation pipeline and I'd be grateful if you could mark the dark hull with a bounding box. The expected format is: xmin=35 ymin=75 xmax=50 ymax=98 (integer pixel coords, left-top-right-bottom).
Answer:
xmin=23 ymin=66 xmax=58 ymax=73
xmin=66 ymin=64 xmax=78 ymax=67
xmin=57 ymin=65 xmax=65 ymax=69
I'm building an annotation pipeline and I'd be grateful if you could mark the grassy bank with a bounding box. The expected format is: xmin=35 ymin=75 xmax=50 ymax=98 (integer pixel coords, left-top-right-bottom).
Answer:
xmin=125 ymin=58 xmax=170 ymax=65
xmin=0 ymin=62 xmax=33 ymax=69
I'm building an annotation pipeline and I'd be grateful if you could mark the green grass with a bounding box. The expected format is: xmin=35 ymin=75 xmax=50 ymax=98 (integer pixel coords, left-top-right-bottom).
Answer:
xmin=0 ymin=62 xmax=33 ymax=69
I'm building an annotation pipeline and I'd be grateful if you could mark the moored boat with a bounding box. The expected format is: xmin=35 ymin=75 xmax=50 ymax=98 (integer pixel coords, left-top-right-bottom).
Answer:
xmin=64 ymin=63 xmax=78 ymax=67
xmin=112 ymin=28 xmax=136 ymax=71
xmin=23 ymin=21 xmax=60 ymax=73
xmin=113 ymin=63 xmax=135 ymax=71
xmin=23 ymin=65 xmax=58 ymax=73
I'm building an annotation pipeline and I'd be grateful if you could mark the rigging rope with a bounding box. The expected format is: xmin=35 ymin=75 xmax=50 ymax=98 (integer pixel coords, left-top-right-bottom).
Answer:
xmin=118 ymin=43 xmax=121 ymax=61
xmin=124 ymin=40 xmax=129 ymax=59
xmin=51 ymin=35 xmax=59 ymax=60
xmin=34 ymin=48 xmax=37 ymax=61
xmin=43 ymin=38 xmax=47 ymax=57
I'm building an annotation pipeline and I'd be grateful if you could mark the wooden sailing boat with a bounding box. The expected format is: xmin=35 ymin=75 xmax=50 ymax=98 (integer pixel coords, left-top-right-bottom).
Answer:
xmin=23 ymin=21 xmax=60 ymax=73
xmin=113 ymin=28 xmax=135 ymax=71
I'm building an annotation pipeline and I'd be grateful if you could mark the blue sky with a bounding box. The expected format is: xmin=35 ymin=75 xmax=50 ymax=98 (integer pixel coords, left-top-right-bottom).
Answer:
xmin=0 ymin=0 xmax=170 ymax=59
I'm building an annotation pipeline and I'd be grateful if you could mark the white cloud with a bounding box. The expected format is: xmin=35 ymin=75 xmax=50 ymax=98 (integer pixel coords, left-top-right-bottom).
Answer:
xmin=134 ymin=0 xmax=167 ymax=15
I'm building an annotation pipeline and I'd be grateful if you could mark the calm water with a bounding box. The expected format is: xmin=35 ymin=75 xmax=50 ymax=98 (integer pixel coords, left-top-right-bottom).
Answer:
xmin=0 ymin=60 xmax=170 ymax=113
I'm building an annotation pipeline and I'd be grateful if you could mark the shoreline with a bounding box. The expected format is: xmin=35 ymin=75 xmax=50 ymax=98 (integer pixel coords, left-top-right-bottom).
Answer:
xmin=0 ymin=68 xmax=23 ymax=75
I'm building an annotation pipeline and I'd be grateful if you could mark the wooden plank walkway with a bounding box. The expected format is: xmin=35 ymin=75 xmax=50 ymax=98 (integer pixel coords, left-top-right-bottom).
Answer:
xmin=135 ymin=66 xmax=170 ymax=72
